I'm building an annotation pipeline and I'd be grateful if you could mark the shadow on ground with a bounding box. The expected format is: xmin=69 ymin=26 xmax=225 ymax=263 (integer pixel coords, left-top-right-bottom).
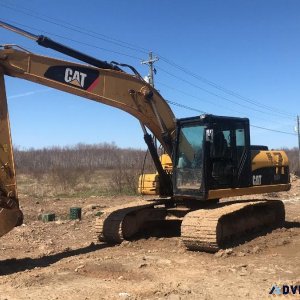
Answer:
xmin=285 ymin=221 xmax=300 ymax=228
xmin=221 ymin=220 xmax=300 ymax=250
xmin=0 ymin=243 xmax=109 ymax=276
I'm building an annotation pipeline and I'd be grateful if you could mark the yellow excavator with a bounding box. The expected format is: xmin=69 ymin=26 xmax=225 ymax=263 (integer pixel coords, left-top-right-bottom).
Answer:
xmin=0 ymin=21 xmax=290 ymax=252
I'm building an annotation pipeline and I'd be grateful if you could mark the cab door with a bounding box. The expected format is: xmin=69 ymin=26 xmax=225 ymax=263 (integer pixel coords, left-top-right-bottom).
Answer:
xmin=206 ymin=121 xmax=251 ymax=189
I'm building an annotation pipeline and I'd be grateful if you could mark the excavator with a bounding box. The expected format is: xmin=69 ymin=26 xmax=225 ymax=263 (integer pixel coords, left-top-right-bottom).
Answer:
xmin=0 ymin=21 xmax=290 ymax=252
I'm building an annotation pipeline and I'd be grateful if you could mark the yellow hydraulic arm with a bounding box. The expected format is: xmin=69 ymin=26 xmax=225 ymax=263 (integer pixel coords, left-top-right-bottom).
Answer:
xmin=0 ymin=46 xmax=176 ymax=151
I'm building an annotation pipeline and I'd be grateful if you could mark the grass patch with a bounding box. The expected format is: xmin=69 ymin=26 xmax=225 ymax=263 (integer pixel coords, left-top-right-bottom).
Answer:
xmin=16 ymin=168 xmax=140 ymax=199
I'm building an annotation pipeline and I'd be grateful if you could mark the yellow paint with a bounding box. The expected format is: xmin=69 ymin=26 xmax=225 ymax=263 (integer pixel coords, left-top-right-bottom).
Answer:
xmin=208 ymin=183 xmax=291 ymax=199
xmin=251 ymin=150 xmax=288 ymax=172
xmin=160 ymin=154 xmax=173 ymax=171
xmin=138 ymin=173 xmax=159 ymax=195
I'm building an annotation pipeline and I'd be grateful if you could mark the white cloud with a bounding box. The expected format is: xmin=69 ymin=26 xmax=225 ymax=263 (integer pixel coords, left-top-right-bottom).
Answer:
xmin=8 ymin=89 xmax=50 ymax=99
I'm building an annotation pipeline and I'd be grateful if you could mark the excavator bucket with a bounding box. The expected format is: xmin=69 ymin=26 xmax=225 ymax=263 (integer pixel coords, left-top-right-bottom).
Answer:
xmin=0 ymin=206 xmax=23 ymax=237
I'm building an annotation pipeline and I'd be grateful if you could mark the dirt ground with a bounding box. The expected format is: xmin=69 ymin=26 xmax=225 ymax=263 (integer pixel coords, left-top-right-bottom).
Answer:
xmin=0 ymin=177 xmax=300 ymax=300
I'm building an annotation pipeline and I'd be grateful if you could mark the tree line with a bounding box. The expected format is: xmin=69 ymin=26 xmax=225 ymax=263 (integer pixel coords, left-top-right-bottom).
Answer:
xmin=14 ymin=144 xmax=299 ymax=174
xmin=12 ymin=144 xmax=299 ymax=195
xmin=14 ymin=143 xmax=154 ymax=174
xmin=283 ymin=147 xmax=299 ymax=175
xmin=13 ymin=143 xmax=156 ymax=194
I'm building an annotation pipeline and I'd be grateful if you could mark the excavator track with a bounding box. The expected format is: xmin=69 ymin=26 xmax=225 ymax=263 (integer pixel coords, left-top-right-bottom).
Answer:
xmin=94 ymin=200 xmax=165 ymax=244
xmin=181 ymin=200 xmax=285 ymax=252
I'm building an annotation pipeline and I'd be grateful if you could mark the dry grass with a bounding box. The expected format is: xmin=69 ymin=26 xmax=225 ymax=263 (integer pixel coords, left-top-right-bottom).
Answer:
xmin=16 ymin=168 xmax=139 ymax=199
xmin=14 ymin=143 xmax=156 ymax=199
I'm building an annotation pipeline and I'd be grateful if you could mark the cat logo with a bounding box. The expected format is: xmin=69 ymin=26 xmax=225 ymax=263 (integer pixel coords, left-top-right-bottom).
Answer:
xmin=44 ymin=65 xmax=99 ymax=90
xmin=64 ymin=68 xmax=87 ymax=88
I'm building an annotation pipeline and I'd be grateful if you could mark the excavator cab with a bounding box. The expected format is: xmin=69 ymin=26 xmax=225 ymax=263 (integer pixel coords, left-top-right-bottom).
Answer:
xmin=173 ymin=114 xmax=252 ymax=200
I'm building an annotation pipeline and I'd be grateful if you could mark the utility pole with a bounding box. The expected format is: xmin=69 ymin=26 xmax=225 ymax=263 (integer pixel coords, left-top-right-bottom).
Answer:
xmin=297 ymin=115 xmax=300 ymax=174
xmin=141 ymin=52 xmax=159 ymax=87
xmin=141 ymin=52 xmax=159 ymax=149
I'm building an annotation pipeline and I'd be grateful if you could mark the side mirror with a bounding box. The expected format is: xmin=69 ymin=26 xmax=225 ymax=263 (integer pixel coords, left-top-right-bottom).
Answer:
xmin=206 ymin=129 xmax=214 ymax=142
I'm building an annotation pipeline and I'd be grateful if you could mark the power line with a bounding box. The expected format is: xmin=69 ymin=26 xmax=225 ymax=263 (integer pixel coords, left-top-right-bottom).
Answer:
xmin=250 ymin=125 xmax=297 ymax=136
xmin=166 ymin=100 xmax=206 ymax=114
xmin=165 ymin=101 xmax=297 ymax=136
xmin=159 ymin=81 xmax=254 ymax=117
xmin=157 ymin=66 xmax=295 ymax=121
xmin=0 ymin=1 xmax=149 ymax=55
xmin=158 ymin=81 xmax=295 ymax=126
xmin=1 ymin=19 xmax=143 ymax=61
xmin=158 ymin=55 xmax=296 ymax=118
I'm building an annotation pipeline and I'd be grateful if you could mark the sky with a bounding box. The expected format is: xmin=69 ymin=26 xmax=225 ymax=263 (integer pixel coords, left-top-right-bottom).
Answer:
xmin=0 ymin=0 xmax=299 ymax=150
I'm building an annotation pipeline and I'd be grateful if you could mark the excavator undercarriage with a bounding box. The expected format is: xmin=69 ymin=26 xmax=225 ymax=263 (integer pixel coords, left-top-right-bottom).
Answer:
xmin=94 ymin=198 xmax=285 ymax=252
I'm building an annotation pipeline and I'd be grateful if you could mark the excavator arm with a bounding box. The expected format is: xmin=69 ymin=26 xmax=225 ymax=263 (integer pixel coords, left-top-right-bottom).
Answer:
xmin=0 ymin=69 xmax=23 ymax=237
xmin=0 ymin=46 xmax=176 ymax=151
xmin=0 ymin=23 xmax=179 ymax=237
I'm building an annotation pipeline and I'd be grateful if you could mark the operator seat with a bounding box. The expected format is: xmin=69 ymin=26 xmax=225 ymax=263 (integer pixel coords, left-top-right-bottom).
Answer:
xmin=211 ymin=131 xmax=227 ymax=158
xmin=211 ymin=131 xmax=232 ymax=185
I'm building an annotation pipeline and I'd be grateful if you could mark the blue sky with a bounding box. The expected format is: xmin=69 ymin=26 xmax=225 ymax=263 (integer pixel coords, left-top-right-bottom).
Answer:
xmin=0 ymin=0 xmax=299 ymax=150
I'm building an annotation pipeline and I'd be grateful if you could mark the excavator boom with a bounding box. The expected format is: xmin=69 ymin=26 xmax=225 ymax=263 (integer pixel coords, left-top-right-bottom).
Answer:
xmin=0 ymin=46 xmax=175 ymax=151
